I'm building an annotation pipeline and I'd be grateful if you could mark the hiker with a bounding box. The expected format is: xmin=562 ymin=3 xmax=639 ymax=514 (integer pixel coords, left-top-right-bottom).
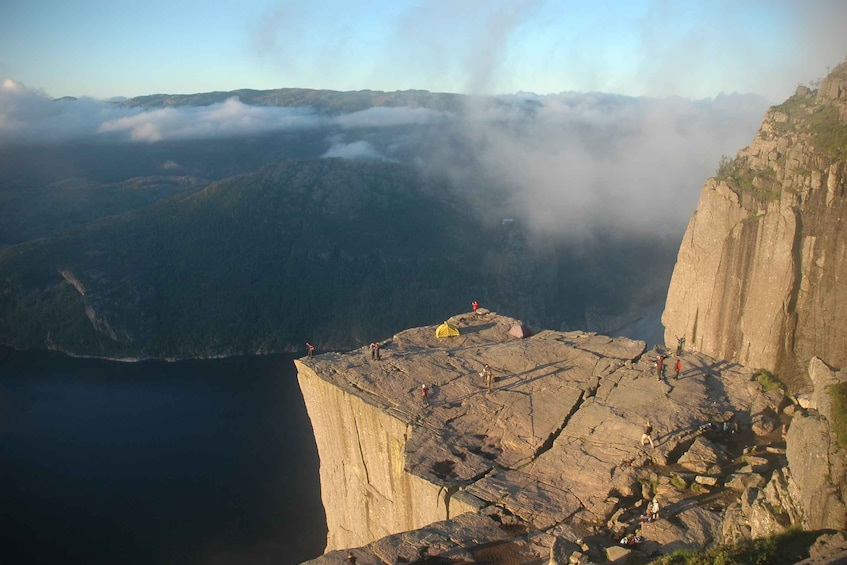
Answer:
xmin=650 ymin=498 xmax=661 ymax=520
xmin=370 ymin=342 xmax=377 ymax=360
xmin=305 ymin=341 xmax=315 ymax=359
xmin=481 ymin=364 xmax=493 ymax=393
xmin=621 ymin=533 xmax=643 ymax=546
xmin=347 ymin=552 xmax=357 ymax=565
xmin=676 ymin=335 xmax=686 ymax=356
xmin=472 ymin=300 xmax=480 ymax=316
xmin=421 ymin=384 xmax=429 ymax=404
xmin=656 ymin=355 xmax=665 ymax=379
xmin=674 ymin=358 xmax=682 ymax=380
xmin=640 ymin=420 xmax=655 ymax=448
xmin=375 ymin=342 xmax=381 ymax=360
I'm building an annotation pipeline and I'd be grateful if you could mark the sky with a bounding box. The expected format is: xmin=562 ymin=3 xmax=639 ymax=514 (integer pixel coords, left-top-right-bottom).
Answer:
xmin=2 ymin=0 xmax=847 ymax=101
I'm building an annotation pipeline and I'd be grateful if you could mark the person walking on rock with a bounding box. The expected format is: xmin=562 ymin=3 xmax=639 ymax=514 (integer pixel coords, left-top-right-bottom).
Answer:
xmin=674 ymin=358 xmax=682 ymax=380
xmin=347 ymin=552 xmax=357 ymax=565
xmin=641 ymin=420 xmax=655 ymax=448
xmin=655 ymin=355 xmax=665 ymax=380
xmin=370 ymin=342 xmax=377 ymax=360
xmin=481 ymin=364 xmax=493 ymax=393
xmin=421 ymin=384 xmax=429 ymax=404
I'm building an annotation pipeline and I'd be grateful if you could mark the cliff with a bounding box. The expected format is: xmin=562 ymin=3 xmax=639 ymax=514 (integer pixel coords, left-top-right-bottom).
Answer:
xmin=297 ymin=311 xmax=818 ymax=563
xmin=662 ymin=60 xmax=847 ymax=390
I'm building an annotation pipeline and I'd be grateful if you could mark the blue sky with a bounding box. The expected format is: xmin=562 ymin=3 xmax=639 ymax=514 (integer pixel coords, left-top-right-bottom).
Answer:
xmin=2 ymin=0 xmax=846 ymax=101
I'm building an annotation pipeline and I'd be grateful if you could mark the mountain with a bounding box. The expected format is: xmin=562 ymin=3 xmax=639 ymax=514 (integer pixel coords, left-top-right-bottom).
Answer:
xmin=0 ymin=152 xmax=674 ymax=359
xmin=119 ymin=87 xmax=467 ymax=115
xmin=663 ymin=59 xmax=847 ymax=391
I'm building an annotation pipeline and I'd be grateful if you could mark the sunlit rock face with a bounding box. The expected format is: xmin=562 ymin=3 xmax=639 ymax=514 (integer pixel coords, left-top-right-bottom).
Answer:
xmin=663 ymin=61 xmax=847 ymax=391
xmin=298 ymin=310 xmax=774 ymax=559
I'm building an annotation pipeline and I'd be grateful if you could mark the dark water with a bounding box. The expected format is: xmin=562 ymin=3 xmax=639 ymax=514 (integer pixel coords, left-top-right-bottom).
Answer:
xmin=0 ymin=347 xmax=327 ymax=565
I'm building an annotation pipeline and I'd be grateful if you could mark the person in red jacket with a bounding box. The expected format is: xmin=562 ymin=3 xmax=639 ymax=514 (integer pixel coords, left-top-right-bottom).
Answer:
xmin=305 ymin=341 xmax=315 ymax=359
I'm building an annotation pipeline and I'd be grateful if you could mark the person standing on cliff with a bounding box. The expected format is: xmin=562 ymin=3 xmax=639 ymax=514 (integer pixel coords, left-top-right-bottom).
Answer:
xmin=676 ymin=336 xmax=686 ymax=356
xmin=374 ymin=342 xmax=381 ymax=360
xmin=641 ymin=420 xmax=655 ymax=448
xmin=472 ymin=300 xmax=480 ymax=316
xmin=674 ymin=358 xmax=682 ymax=380
xmin=421 ymin=384 xmax=429 ymax=404
xmin=482 ymin=364 xmax=493 ymax=393
xmin=306 ymin=341 xmax=315 ymax=359
xmin=656 ymin=355 xmax=665 ymax=380
xmin=347 ymin=552 xmax=357 ymax=565
xmin=370 ymin=342 xmax=376 ymax=360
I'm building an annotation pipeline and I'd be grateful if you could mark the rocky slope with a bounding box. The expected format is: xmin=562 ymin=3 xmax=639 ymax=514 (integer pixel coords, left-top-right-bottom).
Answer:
xmin=296 ymin=311 xmax=846 ymax=564
xmin=662 ymin=60 xmax=847 ymax=391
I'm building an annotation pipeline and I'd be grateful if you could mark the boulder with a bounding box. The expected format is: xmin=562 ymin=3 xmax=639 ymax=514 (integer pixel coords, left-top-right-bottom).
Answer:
xmin=786 ymin=410 xmax=847 ymax=530
xmin=678 ymin=437 xmax=724 ymax=474
xmin=725 ymin=472 xmax=766 ymax=491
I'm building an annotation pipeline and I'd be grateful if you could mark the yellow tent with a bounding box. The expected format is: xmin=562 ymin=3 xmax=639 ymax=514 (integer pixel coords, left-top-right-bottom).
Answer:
xmin=435 ymin=322 xmax=460 ymax=338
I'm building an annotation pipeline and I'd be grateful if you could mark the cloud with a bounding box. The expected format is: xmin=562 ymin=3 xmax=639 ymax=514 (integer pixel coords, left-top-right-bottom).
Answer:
xmin=322 ymin=138 xmax=389 ymax=161
xmin=97 ymin=97 xmax=325 ymax=142
xmin=0 ymin=82 xmax=452 ymax=147
xmin=421 ymin=91 xmax=770 ymax=238
xmin=0 ymin=79 xmax=124 ymax=145
xmin=0 ymin=78 xmax=772 ymax=240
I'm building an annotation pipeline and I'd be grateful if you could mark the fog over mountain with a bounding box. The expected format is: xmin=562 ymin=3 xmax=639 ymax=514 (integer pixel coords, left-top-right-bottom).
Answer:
xmin=0 ymin=78 xmax=769 ymax=239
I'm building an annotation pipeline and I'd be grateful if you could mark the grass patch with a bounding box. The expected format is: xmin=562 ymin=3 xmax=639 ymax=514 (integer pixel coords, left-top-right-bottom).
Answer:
xmin=671 ymin=474 xmax=688 ymax=491
xmin=651 ymin=527 xmax=817 ymax=565
xmin=755 ymin=369 xmax=786 ymax=393
xmin=715 ymin=156 xmax=780 ymax=201
xmin=808 ymin=105 xmax=847 ymax=161
xmin=827 ymin=382 xmax=847 ymax=449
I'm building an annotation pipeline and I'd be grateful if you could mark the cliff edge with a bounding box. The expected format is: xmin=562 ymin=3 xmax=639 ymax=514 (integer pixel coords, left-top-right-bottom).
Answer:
xmin=297 ymin=311 xmax=815 ymax=563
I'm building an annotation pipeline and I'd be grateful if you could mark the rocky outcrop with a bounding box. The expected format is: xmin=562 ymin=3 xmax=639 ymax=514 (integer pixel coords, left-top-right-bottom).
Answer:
xmin=662 ymin=60 xmax=847 ymax=390
xmin=298 ymin=311 xmax=793 ymax=563
xmin=784 ymin=359 xmax=847 ymax=531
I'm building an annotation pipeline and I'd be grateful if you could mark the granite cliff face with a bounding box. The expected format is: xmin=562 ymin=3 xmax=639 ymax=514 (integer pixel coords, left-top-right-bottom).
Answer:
xmin=662 ymin=60 xmax=847 ymax=390
xmin=297 ymin=311 xmax=819 ymax=563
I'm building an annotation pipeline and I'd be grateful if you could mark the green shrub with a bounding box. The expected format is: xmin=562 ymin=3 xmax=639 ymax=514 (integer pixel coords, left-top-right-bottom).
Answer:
xmin=827 ymin=382 xmax=847 ymax=448
xmin=755 ymin=369 xmax=786 ymax=393
xmin=650 ymin=527 xmax=815 ymax=565
xmin=715 ymin=156 xmax=780 ymax=201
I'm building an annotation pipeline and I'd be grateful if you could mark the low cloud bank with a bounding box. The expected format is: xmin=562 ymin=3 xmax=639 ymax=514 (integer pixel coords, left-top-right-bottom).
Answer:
xmin=423 ymin=92 xmax=769 ymax=237
xmin=1 ymin=79 xmax=770 ymax=237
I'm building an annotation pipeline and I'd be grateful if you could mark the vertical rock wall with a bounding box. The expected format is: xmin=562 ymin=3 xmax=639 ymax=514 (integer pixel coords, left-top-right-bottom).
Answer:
xmin=663 ymin=61 xmax=847 ymax=389
xmin=296 ymin=360 xmax=472 ymax=552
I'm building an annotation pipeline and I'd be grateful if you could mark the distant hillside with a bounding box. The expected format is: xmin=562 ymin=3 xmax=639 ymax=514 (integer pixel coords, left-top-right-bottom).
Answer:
xmin=0 ymin=156 xmax=674 ymax=359
xmin=120 ymin=88 xmax=468 ymax=115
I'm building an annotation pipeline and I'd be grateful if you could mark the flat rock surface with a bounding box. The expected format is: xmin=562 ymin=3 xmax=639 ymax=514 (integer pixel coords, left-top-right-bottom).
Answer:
xmin=301 ymin=311 xmax=774 ymax=562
